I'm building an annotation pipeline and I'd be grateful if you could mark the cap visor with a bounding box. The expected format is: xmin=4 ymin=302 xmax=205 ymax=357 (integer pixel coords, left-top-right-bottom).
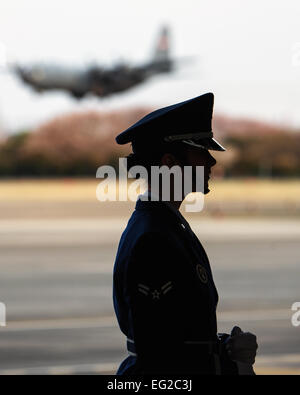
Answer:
xmin=207 ymin=138 xmax=226 ymax=151
xmin=183 ymin=137 xmax=226 ymax=151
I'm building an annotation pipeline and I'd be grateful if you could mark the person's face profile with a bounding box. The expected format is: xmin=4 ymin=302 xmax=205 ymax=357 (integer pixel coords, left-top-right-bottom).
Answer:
xmin=184 ymin=146 xmax=217 ymax=194
xmin=160 ymin=145 xmax=217 ymax=195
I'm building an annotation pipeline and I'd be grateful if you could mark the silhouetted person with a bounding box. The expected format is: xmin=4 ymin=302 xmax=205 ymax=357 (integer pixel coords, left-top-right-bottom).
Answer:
xmin=113 ymin=93 xmax=258 ymax=375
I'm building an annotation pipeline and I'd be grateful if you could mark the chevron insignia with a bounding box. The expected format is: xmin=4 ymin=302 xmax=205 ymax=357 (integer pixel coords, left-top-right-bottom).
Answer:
xmin=138 ymin=283 xmax=150 ymax=296
xmin=137 ymin=281 xmax=173 ymax=300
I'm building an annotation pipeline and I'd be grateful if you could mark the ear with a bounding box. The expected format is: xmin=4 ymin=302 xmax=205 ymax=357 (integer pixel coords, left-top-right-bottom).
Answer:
xmin=161 ymin=153 xmax=181 ymax=167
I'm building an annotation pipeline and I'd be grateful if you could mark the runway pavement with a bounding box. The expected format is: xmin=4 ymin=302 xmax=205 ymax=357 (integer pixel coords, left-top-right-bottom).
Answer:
xmin=0 ymin=217 xmax=299 ymax=375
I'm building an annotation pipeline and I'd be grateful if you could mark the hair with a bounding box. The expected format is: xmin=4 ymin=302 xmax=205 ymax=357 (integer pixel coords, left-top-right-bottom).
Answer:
xmin=126 ymin=141 xmax=188 ymax=179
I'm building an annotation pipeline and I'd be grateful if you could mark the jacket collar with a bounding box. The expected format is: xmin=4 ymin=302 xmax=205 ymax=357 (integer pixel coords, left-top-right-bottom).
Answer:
xmin=135 ymin=193 xmax=192 ymax=231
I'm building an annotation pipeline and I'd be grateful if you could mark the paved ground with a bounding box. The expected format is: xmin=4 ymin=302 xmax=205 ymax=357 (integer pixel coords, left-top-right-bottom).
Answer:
xmin=0 ymin=218 xmax=299 ymax=375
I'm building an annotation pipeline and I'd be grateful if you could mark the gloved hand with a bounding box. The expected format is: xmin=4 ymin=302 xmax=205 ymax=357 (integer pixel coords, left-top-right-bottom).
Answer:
xmin=226 ymin=326 xmax=258 ymax=365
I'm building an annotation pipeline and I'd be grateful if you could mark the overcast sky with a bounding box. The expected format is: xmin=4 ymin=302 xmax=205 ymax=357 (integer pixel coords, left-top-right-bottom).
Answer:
xmin=1 ymin=0 xmax=300 ymax=132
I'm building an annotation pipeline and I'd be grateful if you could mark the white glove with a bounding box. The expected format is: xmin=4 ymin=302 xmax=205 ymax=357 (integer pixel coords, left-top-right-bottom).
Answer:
xmin=226 ymin=326 xmax=258 ymax=374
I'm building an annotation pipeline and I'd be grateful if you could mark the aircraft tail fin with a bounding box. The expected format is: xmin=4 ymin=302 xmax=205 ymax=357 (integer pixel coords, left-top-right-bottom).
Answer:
xmin=152 ymin=26 xmax=171 ymax=69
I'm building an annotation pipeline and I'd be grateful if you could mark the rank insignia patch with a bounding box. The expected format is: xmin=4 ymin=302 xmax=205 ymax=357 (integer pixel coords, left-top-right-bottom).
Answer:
xmin=137 ymin=281 xmax=173 ymax=300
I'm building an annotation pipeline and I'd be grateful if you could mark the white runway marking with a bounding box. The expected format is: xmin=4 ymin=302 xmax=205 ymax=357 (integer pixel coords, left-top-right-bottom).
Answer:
xmin=218 ymin=309 xmax=291 ymax=322
xmin=0 ymin=362 xmax=118 ymax=375
xmin=0 ymin=354 xmax=300 ymax=375
xmin=0 ymin=219 xmax=299 ymax=246
xmin=255 ymin=353 xmax=300 ymax=366
xmin=0 ymin=316 xmax=117 ymax=332
xmin=0 ymin=309 xmax=291 ymax=333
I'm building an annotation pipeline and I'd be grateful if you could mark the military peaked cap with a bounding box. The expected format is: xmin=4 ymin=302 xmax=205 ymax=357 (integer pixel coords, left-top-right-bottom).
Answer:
xmin=115 ymin=92 xmax=225 ymax=151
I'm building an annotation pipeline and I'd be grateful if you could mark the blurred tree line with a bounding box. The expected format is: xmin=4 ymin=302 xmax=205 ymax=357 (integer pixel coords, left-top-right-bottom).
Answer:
xmin=0 ymin=109 xmax=299 ymax=178
xmin=223 ymin=134 xmax=300 ymax=177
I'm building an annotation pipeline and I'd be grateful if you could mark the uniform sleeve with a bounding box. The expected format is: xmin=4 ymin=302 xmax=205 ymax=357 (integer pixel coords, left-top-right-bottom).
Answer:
xmin=126 ymin=232 xmax=186 ymax=374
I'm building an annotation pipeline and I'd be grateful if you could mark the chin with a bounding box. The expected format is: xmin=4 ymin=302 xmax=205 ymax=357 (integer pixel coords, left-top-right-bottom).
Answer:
xmin=192 ymin=182 xmax=210 ymax=194
xmin=204 ymin=179 xmax=210 ymax=194
xmin=193 ymin=178 xmax=210 ymax=194
xmin=192 ymin=186 xmax=210 ymax=194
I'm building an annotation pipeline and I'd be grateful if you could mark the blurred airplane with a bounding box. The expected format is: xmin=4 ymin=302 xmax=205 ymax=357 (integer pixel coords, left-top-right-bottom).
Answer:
xmin=14 ymin=27 xmax=174 ymax=99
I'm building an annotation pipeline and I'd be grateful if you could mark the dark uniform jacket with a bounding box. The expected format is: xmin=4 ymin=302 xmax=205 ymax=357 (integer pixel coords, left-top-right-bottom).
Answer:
xmin=113 ymin=197 xmax=238 ymax=375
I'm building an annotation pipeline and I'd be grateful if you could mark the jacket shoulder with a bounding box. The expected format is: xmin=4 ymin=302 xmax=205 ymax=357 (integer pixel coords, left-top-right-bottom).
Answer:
xmin=120 ymin=207 xmax=176 ymax=248
xmin=114 ymin=207 xmax=186 ymax=272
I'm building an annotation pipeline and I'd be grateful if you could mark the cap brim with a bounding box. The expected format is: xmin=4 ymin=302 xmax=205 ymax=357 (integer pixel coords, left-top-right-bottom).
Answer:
xmin=182 ymin=137 xmax=226 ymax=151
